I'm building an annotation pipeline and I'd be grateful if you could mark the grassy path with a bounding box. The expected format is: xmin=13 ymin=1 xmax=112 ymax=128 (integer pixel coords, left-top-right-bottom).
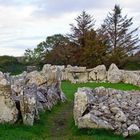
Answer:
xmin=49 ymin=101 xmax=73 ymax=137
xmin=45 ymin=82 xmax=140 ymax=140
xmin=43 ymin=81 xmax=140 ymax=140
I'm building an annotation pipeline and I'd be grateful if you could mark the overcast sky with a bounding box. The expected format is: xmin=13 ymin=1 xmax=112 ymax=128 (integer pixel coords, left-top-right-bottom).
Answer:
xmin=0 ymin=0 xmax=139 ymax=56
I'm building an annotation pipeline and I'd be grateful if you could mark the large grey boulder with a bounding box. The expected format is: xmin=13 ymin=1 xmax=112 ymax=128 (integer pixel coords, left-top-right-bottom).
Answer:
xmin=89 ymin=65 xmax=107 ymax=81
xmin=66 ymin=66 xmax=88 ymax=83
xmin=107 ymin=63 xmax=123 ymax=83
xmin=78 ymin=113 xmax=114 ymax=129
xmin=74 ymin=87 xmax=94 ymax=125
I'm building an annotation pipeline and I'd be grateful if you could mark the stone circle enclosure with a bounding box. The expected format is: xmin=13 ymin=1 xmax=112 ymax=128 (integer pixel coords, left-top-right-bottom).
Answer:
xmin=62 ymin=63 xmax=140 ymax=87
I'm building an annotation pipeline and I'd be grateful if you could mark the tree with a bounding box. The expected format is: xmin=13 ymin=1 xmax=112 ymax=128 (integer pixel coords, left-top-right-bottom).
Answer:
xmin=0 ymin=56 xmax=26 ymax=74
xmin=77 ymin=29 xmax=110 ymax=68
xmin=23 ymin=44 xmax=46 ymax=67
xmin=99 ymin=5 xmax=139 ymax=67
xmin=45 ymin=34 xmax=75 ymax=65
xmin=68 ymin=11 xmax=97 ymax=66
xmin=68 ymin=11 xmax=110 ymax=67
xmin=45 ymin=34 xmax=69 ymax=49
xmin=23 ymin=34 xmax=69 ymax=66
xmin=69 ymin=11 xmax=95 ymax=48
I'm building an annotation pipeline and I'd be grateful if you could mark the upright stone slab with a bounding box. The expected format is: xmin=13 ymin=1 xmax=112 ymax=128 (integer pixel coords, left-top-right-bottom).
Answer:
xmin=42 ymin=65 xmax=66 ymax=102
xmin=20 ymin=84 xmax=38 ymax=126
xmin=89 ymin=65 xmax=107 ymax=81
xmin=107 ymin=63 xmax=123 ymax=83
xmin=0 ymin=72 xmax=18 ymax=124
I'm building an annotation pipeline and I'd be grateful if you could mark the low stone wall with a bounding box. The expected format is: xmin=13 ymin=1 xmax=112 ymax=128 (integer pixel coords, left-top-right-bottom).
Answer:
xmin=0 ymin=64 xmax=66 ymax=126
xmin=74 ymin=87 xmax=140 ymax=137
xmin=61 ymin=63 xmax=140 ymax=87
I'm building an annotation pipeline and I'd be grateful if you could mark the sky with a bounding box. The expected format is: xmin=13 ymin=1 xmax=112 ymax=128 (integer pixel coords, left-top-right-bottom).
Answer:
xmin=0 ymin=0 xmax=140 ymax=56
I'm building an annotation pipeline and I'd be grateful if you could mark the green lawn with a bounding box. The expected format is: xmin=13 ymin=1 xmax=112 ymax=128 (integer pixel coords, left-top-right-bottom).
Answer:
xmin=0 ymin=81 xmax=140 ymax=140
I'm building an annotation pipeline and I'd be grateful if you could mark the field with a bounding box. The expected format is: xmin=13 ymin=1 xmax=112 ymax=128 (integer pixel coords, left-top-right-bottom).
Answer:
xmin=0 ymin=81 xmax=140 ymax=140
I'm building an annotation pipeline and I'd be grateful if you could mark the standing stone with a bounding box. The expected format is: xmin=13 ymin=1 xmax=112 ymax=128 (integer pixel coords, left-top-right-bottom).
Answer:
xmin=74 ymin=88 xmax=94 ymax=125
xmin=0 ymin=72 xmax=18 ymax=124
xmin=42 ymin=65 xmax=66 ymax=102
xmin=122 ymin=71 xmax=140 ymax=86
xmin=20 ymin=84 xmax=38 ymax=126
xmin=107 ymin=63 xmax=123 ymax=83
xmin=0 ymin=85 xmax=18 ymax=124
xmin=128 ymin=124 xmax=140 ymax=135
xmin=89 ymin=65 xmax=107 ymax=81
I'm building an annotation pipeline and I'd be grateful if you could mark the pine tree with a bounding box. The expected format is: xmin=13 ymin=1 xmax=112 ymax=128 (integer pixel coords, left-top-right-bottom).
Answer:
xmin=69 ymin=11 xmax=95 ymax=48
xmin=99 ymin=5 xmax=139 ymax=66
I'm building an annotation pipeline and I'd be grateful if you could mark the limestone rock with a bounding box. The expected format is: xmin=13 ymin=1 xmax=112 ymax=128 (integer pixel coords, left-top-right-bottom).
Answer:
xmin=27 ymin=71 xmax=47 ymax=86
xmin=0 ymin=72 xmax=10 ymax=86
xmin=122 ymin=71 xmax=140 ymax=86
xmin=78 ymin=113 xmax=114 ymax=129
xmin=0 ymin=85 xmax=18 ymax=124
xmin=107 ymin=63 xmax=123 ymax=83
xmin=115 ymin=111 xmax=126 ymax=122
xmin=110 ymin=106 xmax=120 ymax=114
xmin=42 ymin=65 xmax=66 ymax=102
xmin=73 ymin=87 xmax=94 ymax=125
xmin=89 ymin=65 xmax=107 ymax=81
xmin=74 ymin=87 xmax=140 ymax=137
xmin=20 ymin=84 xmax=38 ymax=126
xmin=65 ymin=65 xmax=88 ymax=83
xmin=69 ymin=66 xmax=86 ymax=73
xmin=11 ymin=71 xmax=27 ymax=97
xmin=89 ymin=70 xmax=96 ymax=81
xmin=128 ymin=124 xmax=140 ymax=135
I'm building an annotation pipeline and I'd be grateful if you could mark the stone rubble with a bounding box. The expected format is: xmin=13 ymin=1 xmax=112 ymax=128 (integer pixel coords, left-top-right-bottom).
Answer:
xmin=74 ymin=87 xmax=140 ymax=137
xmin=0 ymin=64 xmax=66 ymax=126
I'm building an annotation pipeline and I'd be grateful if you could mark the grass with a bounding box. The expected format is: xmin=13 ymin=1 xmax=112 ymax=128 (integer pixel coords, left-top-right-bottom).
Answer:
xmin=62 ymin=81 xmax=140 ymax=100
xmin=0 ymin=81 xmax=140 ymax=140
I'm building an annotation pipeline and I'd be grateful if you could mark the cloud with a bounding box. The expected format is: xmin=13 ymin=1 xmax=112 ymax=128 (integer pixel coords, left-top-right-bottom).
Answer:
xmin=0 ymin=0 xmax=139 ymax=56
xmin=32 ymin=0 xmax=113 ymax=18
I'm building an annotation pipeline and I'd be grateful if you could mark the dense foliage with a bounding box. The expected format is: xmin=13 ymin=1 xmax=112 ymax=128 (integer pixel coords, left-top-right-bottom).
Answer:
xmin=0 ymin=56 xmax=26 ymax=75
xmin=23 ymin=5 xmax=140 ymax=69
